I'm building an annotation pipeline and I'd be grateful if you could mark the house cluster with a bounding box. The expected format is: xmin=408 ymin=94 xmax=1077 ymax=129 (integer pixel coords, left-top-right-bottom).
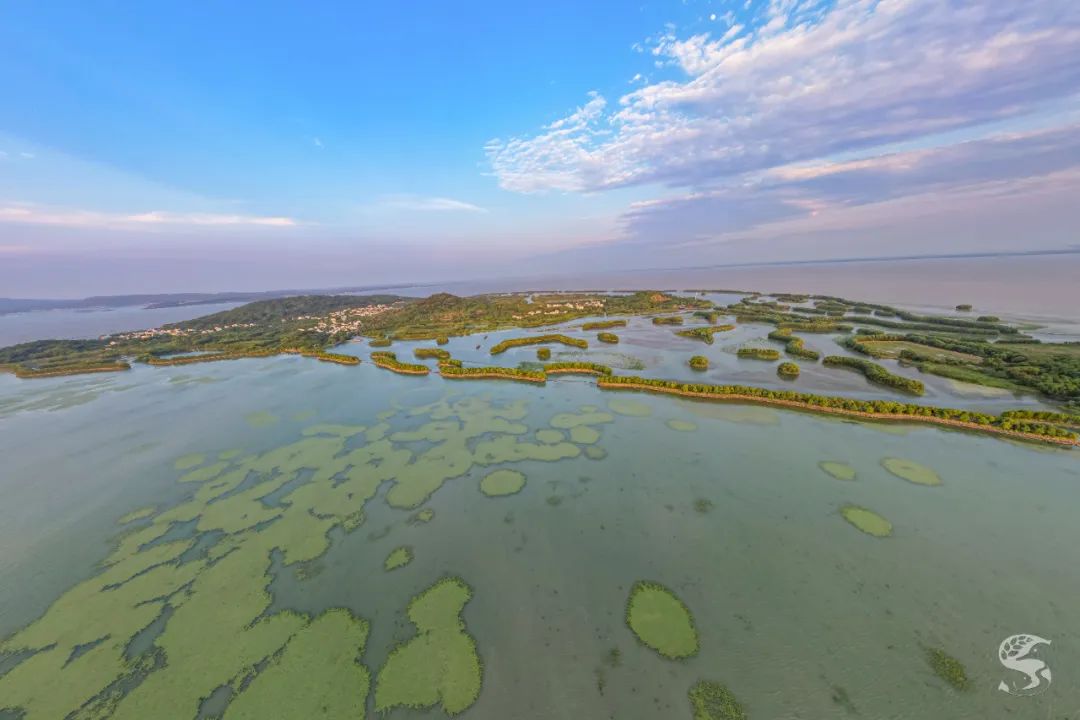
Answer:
xmin=296 ymin=303 xmax=397 ymax=335
xmin=107 ymin=322 xmax=258 ymax=342
xmin=511 ymin=299 xmax=604 ymax=320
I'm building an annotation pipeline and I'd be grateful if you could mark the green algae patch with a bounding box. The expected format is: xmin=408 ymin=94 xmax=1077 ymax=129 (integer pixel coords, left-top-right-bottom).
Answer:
xmin=385 ymin=546 xmax=414 ymax=571
xmin=410 ymin=508 xmax=435 ymax=524
xmin=584 ymin=446 xmax=608 ymax=461
xmin=689 ymin=680 xmax=746 ymax=720
xmin=535 ymin=428 xmax=565 ymax=444
xmin=570 ymin=425 xmax=601 ymax=444
xmin=480 ymin=469 xmax=527 ymax=497
xmin=840 ymin=504 xmax=893 ymax=537
xmin=173 ymin=452 xmax=205 ymax=470
xmin=666 ymin=419 xmax=698 ymax=432
xmin=244 ymin=410 xmax=279 ymax=428
xmin=300 ymin=423 xmax=366 ymax=437
xmin=550 ymin=410 xmax=614 ymax=429
xmin=374 ymin=577 xmax=482 ymax=716
xmin=608 ymin=398 xmax=652 ymax=416
xmin=926 ymin=646 xmax=969 ymax=691
xmin=218 ymin=448 xmax=243 ymax=460
xmin=819 ymin=461 xmax=856 ymax=481
xmin=625 ymin=581 xmax=698 ymax=659
xmin=881 ymin=457 xmax=942 ymax=486
xmin=117 ymin=506 xmax=156 ymax=525
xmin=223 ymin=609 xmax=371 ymax=720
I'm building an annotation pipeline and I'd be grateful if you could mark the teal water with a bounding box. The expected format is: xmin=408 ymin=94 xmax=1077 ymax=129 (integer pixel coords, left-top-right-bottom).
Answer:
xmin=0 ymin=319 xmax=1076 ymax=719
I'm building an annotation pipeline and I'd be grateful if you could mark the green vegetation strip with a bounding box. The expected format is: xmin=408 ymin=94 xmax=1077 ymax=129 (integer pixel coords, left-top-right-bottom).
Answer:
xmin=652 ymin=316 xmax=684 ymax=325
xmin=823 ymin=355 xmax=924 ymax=395
xmin=597 ymin=332 xmax=620 ymax=344
xmin=677 ymin=325 xmax=735 ymax=343
xmin=737 ymin=347 xmax=780 ymax=361
xmin=625 ymin=581 xmax=698 ymax=659
xmin=489 ymin=334 xmax=588 ymax=355
xmin=768 ymin=328 xmax=821 ymax=360
xmin=594 ymin=375 xmax=1078 ymax=445
xmin=543 ymin=362 xmax=612 ymax=376
xmin=370 ymin=351 xmax=430 ymax=375
xmin=439 ymin=365 xmax=546 ymax=383
xmin=414 ymin=347 xmax=451 ymax=360
xmin=583 ymin=319 xmax=627 ymax=330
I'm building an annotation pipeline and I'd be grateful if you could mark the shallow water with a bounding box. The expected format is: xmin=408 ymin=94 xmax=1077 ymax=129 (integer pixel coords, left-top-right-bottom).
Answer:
xmin=0 ymin=326 xmax=1076 ymax=719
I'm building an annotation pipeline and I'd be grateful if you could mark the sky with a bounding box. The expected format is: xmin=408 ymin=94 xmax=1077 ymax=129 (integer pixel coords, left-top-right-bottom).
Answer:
xmin=1 ymin=0 xmax=1079 ymax=297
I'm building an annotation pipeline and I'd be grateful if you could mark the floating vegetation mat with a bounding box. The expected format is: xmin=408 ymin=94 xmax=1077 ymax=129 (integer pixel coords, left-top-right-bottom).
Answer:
xmin=625 ymin=581 xmax=698 ymax=659
xmin=374 ymin=577 xmax=482 ymax=715
xmin=818 ymin=461 xmax=856 ymax=481
xmin=384 ymin=546 xmax=414 ymax=571
xmin=926 ymin=646 xmax=969 ymax=690
xmin=689 ymin=680 xmax=746 ymax=720
xmin=840 ymin=504 xmax=893 ymax=537
xmin=608 ymin=398 xmax=653 ymax=417
xmin=480 ymin=469 xmax=527 ymax=497
xmin=0 ymin=393 xmax=582 ymax=718
xmin=881 ymin=457 xmax=942 ymax=486
xmin=667 ymin=419 xmax=698 ymax=432
xmin=244 ymin=411 xmax=278 ymax=428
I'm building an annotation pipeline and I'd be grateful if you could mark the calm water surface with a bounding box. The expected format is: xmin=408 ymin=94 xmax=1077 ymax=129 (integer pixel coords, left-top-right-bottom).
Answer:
xmin=0 ymin=315 xmax=1076 ymax=719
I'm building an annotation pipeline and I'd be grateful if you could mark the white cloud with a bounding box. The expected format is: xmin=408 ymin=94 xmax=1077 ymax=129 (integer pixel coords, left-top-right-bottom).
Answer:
xmin=372 ymin=195 xmax=489 ymax=213
xmin=488 ymin=0 xmax=1080 ymax=193
xmin=0 ymin=205 xmax=298 ymax=229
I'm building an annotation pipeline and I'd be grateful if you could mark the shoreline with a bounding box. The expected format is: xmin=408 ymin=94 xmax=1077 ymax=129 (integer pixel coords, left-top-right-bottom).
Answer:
xmin=440 ymin=371 xmax=546 ymax=384
xmin=596 ymin=380 xmax=1079 ymax=447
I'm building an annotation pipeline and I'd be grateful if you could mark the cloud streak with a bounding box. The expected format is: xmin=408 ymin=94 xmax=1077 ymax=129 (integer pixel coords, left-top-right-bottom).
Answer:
xmin=370 ymin=195 xmax=489 ymax=213
xmin=0 ymin=205 xmax=298 ymax=229
xmin=488 ymin=0 xmax=1080 ymax=193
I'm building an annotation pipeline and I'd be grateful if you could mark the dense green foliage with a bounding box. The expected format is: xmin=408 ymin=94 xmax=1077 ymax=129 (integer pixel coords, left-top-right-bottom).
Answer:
xmin=413 ymin=347 xmax=451 ymax=360
xmin=688 ymin=681 xmax=746 ymax=720
xmin=597 ymin=332 xmax=620 ymax=344
xmin=693 ymin=311 xmax=721 ymax=324
xmin=926 ymin=647 xmax=969 ymax=690
xmin=439 ymin=365 xmax=546 ymax=382
xmin=543 ymin=362 xmax=613 ymax=376
xmin=368 ymin=338 xmax=392 ymax=348
xmin=823 ymin=356 xmax=925 ymax=395
xmin=489 ymin=334 xmax=588 ymax=355
xmin=737 ymin=347 xmax=781 ymax=361
xmin=536 ymin=347 xmax=551 ymax=360
xmin=174 ymin=294 xmax=404 ymax=331
xmin=777 ymin=362 xmax=800 ymax=378
xmin=677 ymin=326 xmax=735 ymax=344
xmin=582 ymin=320 xmax=627 ymax=330
xmin=768 ymin=328 xmax=821 ymax=360
xmin=370 ymin=351 xmax=430 ymax=375
xmin=595 ymin=376 xmax=1076 ymax=441
xmin=652 ymin=316 xmax=684 ymax=326
xmin=689 ymin=355 xmax=709 ymax=370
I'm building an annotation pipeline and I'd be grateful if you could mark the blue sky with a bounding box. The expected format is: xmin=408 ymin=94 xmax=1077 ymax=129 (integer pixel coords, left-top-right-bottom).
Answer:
xmin=2 ymin=1 xmax=1079 ymax=296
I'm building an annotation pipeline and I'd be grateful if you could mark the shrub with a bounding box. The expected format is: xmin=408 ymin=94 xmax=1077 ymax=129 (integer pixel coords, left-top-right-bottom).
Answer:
xmin=597 ymin=332 xmax=620 ymax=344
xmin=689 ymin=355 xmax=709 ymax=370
xmin=777 ymin=362 xmax=800 ymax=378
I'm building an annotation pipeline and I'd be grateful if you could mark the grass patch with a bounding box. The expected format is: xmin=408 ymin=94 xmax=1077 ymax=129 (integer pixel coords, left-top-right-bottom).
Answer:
xmin=625 ymin=581 xmax=698 ymax=659
xmin=384 ymin=546 xmax=414 ymax=571
xmin=688 ymin=680 xmax=746 ymax=720
xmin=818 ymin=461 xmax=856 ymax=481
xmin=840 ymin=504 xmax=893 ymax=537
xmin=926 ymin=647 xmax=969 ymax=690
xmin=479 ymin=469 xmax=527 ymax=497
xmin=881 ymin=457 xmax=942 ymax=486
xmin=374 ymin=577 xmax=482 ymax=715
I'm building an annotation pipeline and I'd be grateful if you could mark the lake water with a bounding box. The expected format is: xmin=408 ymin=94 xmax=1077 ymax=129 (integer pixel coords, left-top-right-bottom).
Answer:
xmin=0 ymin=310 xmax=1075 ymax=719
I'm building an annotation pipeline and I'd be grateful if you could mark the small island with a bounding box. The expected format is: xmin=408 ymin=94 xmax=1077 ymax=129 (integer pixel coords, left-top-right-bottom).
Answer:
xmin=737 ymin=347 xmax=780 ymax=361
xmin=597 ymin=332 xmax=620 ymax=344
xmin=777 ymin=361 xmax=800 ymax=378
xmin=689 ymin=355 xmax=709 ymax=371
